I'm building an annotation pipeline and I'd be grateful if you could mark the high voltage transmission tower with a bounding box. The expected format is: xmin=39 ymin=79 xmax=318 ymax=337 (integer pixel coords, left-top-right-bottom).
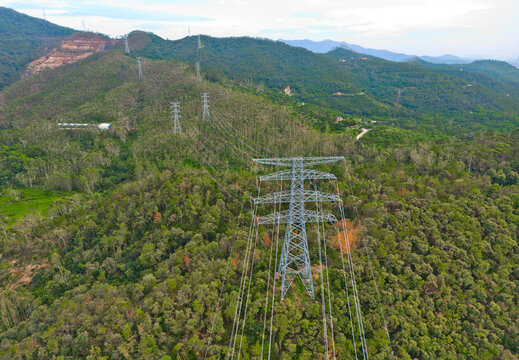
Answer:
xmin=202 ymin=93 xmax=210 ymax=120
xmin=137 ymin=57 xmax=143 ymax=81
xmin=253 ymin=156 xmax=344 ymax=299
xmin=196 ymin=62 xmax=201 ymax=81
xmin=196 ymin=34 xmax=202 ymax=81
xmin=226 ymin=156 xmax=384 ymax=360
xmin=124 ymin=35 xmax=130 ymax=54
xmin=170 ymin=102 xmax=182 ymax=134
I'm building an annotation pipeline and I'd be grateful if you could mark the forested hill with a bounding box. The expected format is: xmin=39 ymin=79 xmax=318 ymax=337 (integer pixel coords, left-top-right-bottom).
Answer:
xmin=0 ymin=7 xmax=75 ymax=90
xmin=127 ymin=31 xmax=519 ymax=134
xmin=0 ymin=40 xmax=518 ymax=360
xmin=1 ymin=5 xmax=519 ymax=134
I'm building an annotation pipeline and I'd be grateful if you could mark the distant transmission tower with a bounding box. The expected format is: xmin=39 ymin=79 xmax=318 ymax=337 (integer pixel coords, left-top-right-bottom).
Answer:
xmin=202 ymin=92 xmax=210 ymax=120
xmin=253 ymin=157 xmax=344 ymax=299
xmin=170 ymin=102 xmax=182 ymax=134
xmin=124 ymin=35 xmax=131 ymax=54
xmin=137 ymin=57 xmax=143 ymax=81
xmin=196 ymin=34 xmax=202 ymax=81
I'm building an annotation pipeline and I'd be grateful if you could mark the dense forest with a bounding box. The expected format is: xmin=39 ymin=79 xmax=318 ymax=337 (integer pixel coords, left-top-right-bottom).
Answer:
xmin=0 ymin=8 xmax=518 ymax=360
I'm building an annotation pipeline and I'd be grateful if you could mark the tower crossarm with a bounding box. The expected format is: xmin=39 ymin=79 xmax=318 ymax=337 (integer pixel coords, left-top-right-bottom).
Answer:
xmin=253 ymin=156 xmax=344 ymax=167
xmin=257 ymin=210 xmax=337 ymax=224
xmin=254 ymin=190 xmax=341 ymax=205
xmin=260 ymin=169 xmax=336 ymax=181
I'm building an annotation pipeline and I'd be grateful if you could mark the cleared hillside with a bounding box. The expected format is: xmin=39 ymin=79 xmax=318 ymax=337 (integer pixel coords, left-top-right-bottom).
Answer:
xmin=0 ymin=7 xmax=75 ymax=90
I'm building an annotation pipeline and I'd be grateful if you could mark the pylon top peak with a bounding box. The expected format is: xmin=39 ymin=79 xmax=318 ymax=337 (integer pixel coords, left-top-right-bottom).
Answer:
xmin=252 ymin=157 xmax=344 ymax=167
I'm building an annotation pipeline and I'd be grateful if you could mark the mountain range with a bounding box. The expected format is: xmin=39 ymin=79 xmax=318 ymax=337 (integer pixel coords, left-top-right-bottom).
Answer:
xmin=122 ymin=31 xmax=519 ymax=134
xmin=280 ymin=39 xmax=474 ymax=64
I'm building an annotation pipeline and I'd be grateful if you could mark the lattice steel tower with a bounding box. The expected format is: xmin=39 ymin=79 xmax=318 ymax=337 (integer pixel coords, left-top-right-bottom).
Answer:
xmin=202 ymin=93 xmax=210 ymax=120
xmin=125 ymin=35 xmax=131 ymax=54
xmin=253 ymin=157 xmax=344 ymax=299
xmin=170 ymin=102 xmax=181 ymax=134
xmin=196 ymin=62 xmax=201 ymax=81
xmin=137 ymin=57 xmax=143 ymax=81
xmin=196 ymin=35 xmax=202 ymax=81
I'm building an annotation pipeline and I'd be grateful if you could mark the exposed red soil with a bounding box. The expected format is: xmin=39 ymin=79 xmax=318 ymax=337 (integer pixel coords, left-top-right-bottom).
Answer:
xmin=25 ymin=33 xmax=117 ymax=76
xmin=331 ymin=219 xmax=361 ymax=253
xmin=8 ymin=262 xmax=49 ymax=289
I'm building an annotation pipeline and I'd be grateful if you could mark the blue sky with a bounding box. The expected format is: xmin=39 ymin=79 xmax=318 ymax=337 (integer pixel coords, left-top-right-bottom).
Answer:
xmin=2 ymin=0 xmax=518 ymax=59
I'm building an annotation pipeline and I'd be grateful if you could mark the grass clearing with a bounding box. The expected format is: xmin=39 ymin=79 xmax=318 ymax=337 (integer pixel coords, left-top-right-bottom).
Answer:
xmin=0 ymin=188 xmax=72 ymax=227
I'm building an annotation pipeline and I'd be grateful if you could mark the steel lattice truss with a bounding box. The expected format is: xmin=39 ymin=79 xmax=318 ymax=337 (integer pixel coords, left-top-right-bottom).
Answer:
xmin=195 ymin=62 xmax=201 ymax=81
xmin=254 ymin=190 xmax=340 ymax=204
xmin=137 ymin=57 xmax=143 ymax=81
xmin=253 ymin=157 xmax=344 ymax=299
xmin=170 ymin=102 xmax=182 ymax=135
xmin=253 ymin=157 xmax=343 ymax=167
xmin=257 ymin=210 xmax=337 ymax=225
xmin=259 ymin=169 xmax=337 ymax=181
xmin=202 ymin=93 xmax=210 ymax=120
xmin=124 ymin=35 xmax=130 ymax=54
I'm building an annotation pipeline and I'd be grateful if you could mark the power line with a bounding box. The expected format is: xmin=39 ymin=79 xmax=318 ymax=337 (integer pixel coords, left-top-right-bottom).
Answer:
xmin=211 ymin=108 xmax=264 ymax=157
xmin=202 ymin=201 xmax=247 ymax=359
xmin=227 ymin=184 xmax=262 ymax=360
xmin=236 ymin=217 xmax=260 ymax=360
xmin=316 ymin=193 xmax=330 ymax=360
xmin=266 ymin=182 xmax=282 ymax=360
xmin=260 ymin=197 xmax=278 ymax=359
xmin=315 ymin=187 xmax=337 ymax=360
xmin=335 ymin=181 xmax=369 ymax=359
xmin=335 ymin=210 xmax=359 ymax=360
xmin=343 ymin=171 xmax=396 ymax=359
xmin=209 ymin=111 xmax=257 ymax=159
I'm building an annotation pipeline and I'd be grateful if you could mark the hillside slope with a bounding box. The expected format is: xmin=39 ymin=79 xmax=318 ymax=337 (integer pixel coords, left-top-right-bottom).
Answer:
xmin=0 ymin=7 xmax=75 ymax=90
xmin=127 ymin=32 xmax=519 ymax=134
xmin=325 ymin=49 xmax=519 ymax=132
xmin=0 ymin=49 xmax=518 ymax=359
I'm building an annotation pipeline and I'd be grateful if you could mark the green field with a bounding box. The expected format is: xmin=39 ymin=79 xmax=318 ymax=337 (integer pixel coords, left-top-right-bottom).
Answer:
xmin=0 ymin=188 xmax=72 ymax=227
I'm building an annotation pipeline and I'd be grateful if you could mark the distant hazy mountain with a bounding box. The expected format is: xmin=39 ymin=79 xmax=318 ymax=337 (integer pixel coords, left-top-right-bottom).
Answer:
xmin=507 ymin=58 xmax=519 ymax=68
xmin=419 ymin=54 xmax=471 ymax=64
xmin=280 ymin=39 xmax=472 ymax=64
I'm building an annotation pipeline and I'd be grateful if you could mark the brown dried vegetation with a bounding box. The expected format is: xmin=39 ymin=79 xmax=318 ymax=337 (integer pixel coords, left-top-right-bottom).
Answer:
xmin=331 ymin=219 xmax=361 ymax=253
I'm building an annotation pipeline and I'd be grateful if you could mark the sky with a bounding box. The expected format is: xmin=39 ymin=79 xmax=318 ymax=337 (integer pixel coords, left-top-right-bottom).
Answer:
xmin=3 ymin=0 xmax=518 ymax=60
